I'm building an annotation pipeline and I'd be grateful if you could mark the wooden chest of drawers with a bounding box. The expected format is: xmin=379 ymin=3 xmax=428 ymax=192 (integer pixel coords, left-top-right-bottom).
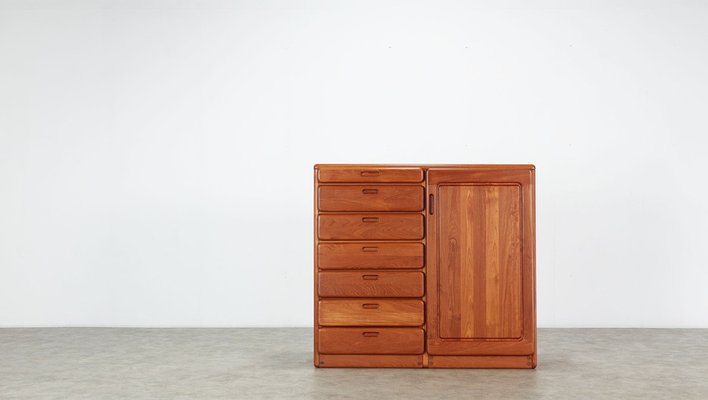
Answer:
xmin=314 ymin=165 xmax=536 ymax=369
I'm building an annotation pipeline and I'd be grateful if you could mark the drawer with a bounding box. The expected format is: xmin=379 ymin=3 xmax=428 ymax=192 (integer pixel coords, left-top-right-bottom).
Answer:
xmin=318 ymin=166 xmax=424 ymax=183
xmin=319 ymin=328 xmax=424 ymax=354
xmin=318 ymin=185 xmax=424 ymax=212
xmin=318 ymin=271 xmax=424 ymax=298
xmin=318 ymin=214 xmax=424 ymax=240
xmin=318 ymin=299 xmax=424 ymax=326
xmin=318 ymin=242 xmax=424 ymax=269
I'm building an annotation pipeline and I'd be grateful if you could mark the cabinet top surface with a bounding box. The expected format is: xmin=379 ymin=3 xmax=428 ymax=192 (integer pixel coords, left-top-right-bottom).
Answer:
xmin=314 ymin=164 xmax=535 ymax=170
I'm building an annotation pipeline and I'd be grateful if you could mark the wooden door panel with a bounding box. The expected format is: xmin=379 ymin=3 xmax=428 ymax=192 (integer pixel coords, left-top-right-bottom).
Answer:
xmin=438 ymin=184 xmax=522 ymax=339
xmin=427 ymin=168 xmax=535 ymax=357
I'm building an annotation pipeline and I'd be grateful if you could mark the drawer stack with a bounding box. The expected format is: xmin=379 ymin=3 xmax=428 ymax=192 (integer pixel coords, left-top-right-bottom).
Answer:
xmin=314 ymin=166 xmax=426 ymax=368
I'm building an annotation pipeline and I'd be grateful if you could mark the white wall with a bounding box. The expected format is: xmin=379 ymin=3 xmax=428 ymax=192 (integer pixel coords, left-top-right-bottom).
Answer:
xmin=1 ymin=0 xmax=707 ymax=328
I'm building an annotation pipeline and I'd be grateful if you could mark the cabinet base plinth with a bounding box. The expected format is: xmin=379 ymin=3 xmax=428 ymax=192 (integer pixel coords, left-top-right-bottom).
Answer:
xmin=316 ymin=354 xmax=537 ymax=369
xmin=429 ymin=355 xmax=536 ymax=369
xmin=317 ymin=354 xmax=423 ymax=368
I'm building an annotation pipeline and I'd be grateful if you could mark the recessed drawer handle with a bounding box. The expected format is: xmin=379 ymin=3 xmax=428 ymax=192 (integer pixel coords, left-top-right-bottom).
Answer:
xmin=360 ymin=170 xmax=381 ymax=177
xmin=362 ymin=274 xmax=379 ymax=280
xmin=361 ymin=188 xmax=379 ymax=194
xmin=362 ymin=303 xmax=379 ymax=309
xmin=361 ymin=217 xmax=379 ymax=223
xmin=362 ymin=246 xmax=379 ymax=252
xmin=362 ymin=332 xmax=379 ymax=337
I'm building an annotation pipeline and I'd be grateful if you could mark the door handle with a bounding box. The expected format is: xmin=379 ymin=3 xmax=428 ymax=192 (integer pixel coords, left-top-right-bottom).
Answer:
xmin=429 ymin=194 xmax=434 ymax=215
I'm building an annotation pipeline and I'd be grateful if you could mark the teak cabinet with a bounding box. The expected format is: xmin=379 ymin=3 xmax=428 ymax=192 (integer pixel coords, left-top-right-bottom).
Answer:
xmin=314 ymin=165 xmax=536 ymax=369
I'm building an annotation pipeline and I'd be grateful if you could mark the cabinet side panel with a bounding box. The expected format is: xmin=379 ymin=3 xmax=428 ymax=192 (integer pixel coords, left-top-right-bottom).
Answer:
xmin=314 ymin=167 xmax=320 ymax=367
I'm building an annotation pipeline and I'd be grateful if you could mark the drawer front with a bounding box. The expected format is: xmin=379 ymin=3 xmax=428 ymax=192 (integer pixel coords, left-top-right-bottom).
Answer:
xmin=318 ymin=167 xmax=424 ymax=183
xmin=318 ymin=214 xmax=424 ymax=240
xmin=319 ymin=328 xmax=424 ymax=354
xmin=318 ymin=185 xmax=424 ymax=212
xmin=318 ymin=271 xmax=424 ymax=298
xmin=318 ymin=299 xmax=424 ymax=326
xmin=318 ymin=243 xmax=424 ymax=269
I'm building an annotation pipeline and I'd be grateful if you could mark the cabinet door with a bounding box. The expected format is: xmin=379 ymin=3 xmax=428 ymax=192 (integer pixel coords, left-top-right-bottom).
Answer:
xmin=426 ymin=168 xmax=535 ymax=356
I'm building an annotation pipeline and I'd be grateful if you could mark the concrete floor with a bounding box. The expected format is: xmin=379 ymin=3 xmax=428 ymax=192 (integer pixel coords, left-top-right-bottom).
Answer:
xmin=0 ymin=329 xmax=707 ymax=399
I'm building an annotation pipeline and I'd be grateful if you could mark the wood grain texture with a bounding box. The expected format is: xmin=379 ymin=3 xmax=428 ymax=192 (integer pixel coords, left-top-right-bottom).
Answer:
xmin=438 ymin=184 xmax=522 ymax=339
xmin=318 ymin=185 xmax=424 ymax=212
xmin=318 ymin=214 xmax=424 ymax=240
xmin=318 ymin=354 xmax=423 ymax=368
xmin=318 ymin=243 xmax=424 ymax=269
xmin=319 ymin=328 xmax=424 ymax=354
xmin=318 ymin=271 xmax=424 ymax=298
xmin=318 ymin=166 xmax=424 ymax=183
xmin=318 ymin=299 xmax=424 ymax=326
